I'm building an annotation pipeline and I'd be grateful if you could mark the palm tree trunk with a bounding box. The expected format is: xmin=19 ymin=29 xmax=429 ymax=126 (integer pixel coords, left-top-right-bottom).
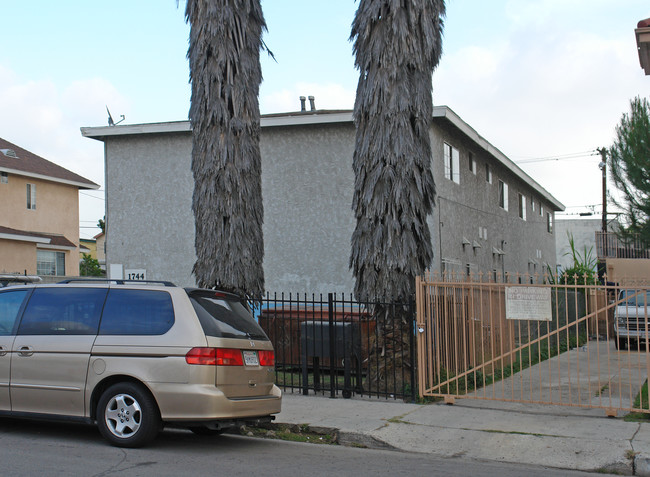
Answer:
xmin=350 ymin=0 xmax=445 ymax=396
xmin=186 ymin=0 xmax=266 ymax=301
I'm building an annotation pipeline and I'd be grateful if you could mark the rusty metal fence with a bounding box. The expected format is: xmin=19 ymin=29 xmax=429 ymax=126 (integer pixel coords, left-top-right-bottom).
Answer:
xmin=416 ymin=272 xmax=650 ymax=416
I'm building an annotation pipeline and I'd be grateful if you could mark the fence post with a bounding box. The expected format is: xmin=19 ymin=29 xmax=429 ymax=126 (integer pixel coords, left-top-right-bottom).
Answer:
xmin=409 ymin=298 xmax=417 ymax=403
xmin=328 ymin=293 xmax=336 ymax=398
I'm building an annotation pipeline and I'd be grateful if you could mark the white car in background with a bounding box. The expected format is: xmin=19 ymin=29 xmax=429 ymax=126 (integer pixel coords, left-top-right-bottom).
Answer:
xmin=614 ymin=289 xmax=650 ymax=350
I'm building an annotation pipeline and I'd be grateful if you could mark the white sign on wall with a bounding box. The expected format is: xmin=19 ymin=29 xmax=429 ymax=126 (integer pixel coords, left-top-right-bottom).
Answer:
xmin=108 ymin=263 xmax=123 ymax=280
xmin=125 ymin=269 xmax=147 ymax=281
xmin=505 ymin=286 xmax=552 ymax=321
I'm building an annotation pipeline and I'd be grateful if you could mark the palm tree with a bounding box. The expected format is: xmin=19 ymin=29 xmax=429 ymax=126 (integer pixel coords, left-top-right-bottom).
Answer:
xmin=350 ymin=0 xmax=445 ymax=393
xmin=185 ymin=0 xmax=266 ymax=301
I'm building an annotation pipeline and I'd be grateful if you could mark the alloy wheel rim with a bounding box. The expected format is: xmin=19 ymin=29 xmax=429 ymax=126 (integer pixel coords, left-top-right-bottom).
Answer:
xmin=104 ymin=393 xmax=142 ymax=438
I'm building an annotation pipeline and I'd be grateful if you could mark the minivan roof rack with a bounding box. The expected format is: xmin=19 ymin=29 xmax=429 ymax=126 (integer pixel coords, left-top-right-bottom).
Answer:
xmin=58 ymin=278 xmax=176 ymax=287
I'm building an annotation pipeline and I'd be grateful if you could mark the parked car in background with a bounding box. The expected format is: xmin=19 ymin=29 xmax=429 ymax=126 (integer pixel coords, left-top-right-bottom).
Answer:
xmin=614 ymin=288 xmax=650 ymax=350
xmin=0 ymin=280 xmax=281 ymax=447
xmin=0 ymin=274 xmax=41 ymax=288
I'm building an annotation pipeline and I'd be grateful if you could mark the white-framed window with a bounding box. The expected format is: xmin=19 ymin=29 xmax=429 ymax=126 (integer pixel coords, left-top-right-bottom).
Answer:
xmin=485 ymin=163 xmax=492 ymax=184
xmin=469 ymin=152 xmax=476 ymax=175
xmin=444 ymin=143 xmax=460 ymax=184
xmin=0 ymin=172 xmax=7 ymax=184
xmin=26 ymin=183 xmax=36 ymax=210
xmin=518 ymin=193 xmax=526 ymax=220
xmin=547 ymin=213 xmax=553 ymax=234
xmin=498 ymin=180 xmax=508 ymax=210
xmin=539 ymin=204 xmax=544 ymax=217
xmin=37 ymin=250 xmax=66 ymax=276
xmin=531 ymin=198 xmax=535 ymax=212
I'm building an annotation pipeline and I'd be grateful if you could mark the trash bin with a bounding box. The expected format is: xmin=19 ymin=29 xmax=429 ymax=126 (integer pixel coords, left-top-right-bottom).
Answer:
xmin=300 ymin=320 xmax=362 ymax=398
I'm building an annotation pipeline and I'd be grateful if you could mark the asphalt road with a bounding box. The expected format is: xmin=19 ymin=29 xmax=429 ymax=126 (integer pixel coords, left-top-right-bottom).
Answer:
xmin=0 ymin=418 xmax=618 ymax=476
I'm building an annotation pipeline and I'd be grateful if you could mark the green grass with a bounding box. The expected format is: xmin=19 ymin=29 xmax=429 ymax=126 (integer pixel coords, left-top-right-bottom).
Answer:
xmin=624 ymin=380 xmax=650 ymax=422
xmin=274 ymin=370 xmax=349 ymax=389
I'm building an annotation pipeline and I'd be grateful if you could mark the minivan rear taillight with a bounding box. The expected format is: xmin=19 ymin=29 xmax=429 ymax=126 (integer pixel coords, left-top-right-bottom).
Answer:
xmin=258 ymin=350 xmax=275 ymax=366
xmin=185 ymin=347 xmax=245 ymax=366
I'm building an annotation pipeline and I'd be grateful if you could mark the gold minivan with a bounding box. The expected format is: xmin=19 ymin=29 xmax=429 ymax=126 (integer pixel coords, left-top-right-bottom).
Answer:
xmin=0 ymin=280 xmax=281 ymax=447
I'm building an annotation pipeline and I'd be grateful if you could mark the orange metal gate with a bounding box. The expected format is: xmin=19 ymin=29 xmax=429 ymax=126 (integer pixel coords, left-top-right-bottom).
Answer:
xmin=415 ymin=273 xmax=650 ymax=416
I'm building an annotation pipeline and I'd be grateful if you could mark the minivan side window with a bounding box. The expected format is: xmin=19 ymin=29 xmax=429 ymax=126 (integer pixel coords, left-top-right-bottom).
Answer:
xmin=0 ymin=289 xmax=29 ymax=336
xmin=99 ymin=289 xmax=174 ymax=335
xmin=17 ymin=288 xmax=107 ymax=335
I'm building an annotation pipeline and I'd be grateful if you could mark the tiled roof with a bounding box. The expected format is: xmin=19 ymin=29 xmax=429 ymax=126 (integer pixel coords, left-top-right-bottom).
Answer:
xmin=0 ymin=137 xmax=98 ymax=189
xmin=0 ymin=225 xmax=76 ymax=248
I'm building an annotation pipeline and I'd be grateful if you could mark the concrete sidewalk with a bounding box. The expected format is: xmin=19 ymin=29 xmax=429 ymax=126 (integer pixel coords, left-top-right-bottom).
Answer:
xmin=275 ymin=392 xmax=650 ymax=475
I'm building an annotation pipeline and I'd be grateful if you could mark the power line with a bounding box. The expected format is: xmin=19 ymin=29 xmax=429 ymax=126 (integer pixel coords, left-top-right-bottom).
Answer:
xmin=80 ymin=191 xmax=105 ymax=201
xmin=514 ymin=150 xmax=599 ymax=164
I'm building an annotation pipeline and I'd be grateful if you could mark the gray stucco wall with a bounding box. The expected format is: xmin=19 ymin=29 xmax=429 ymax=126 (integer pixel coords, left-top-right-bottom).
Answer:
xmin=555 ymin=219 xmax=600 ymax=271
xmin=105 ymin=133 xmax=195 ymax=287
xmin=104 ymin=124 xmax=358 ymax=293
xmin=261 ymin=123 xmax=356 ymax=293
xmin=429 ymin=121 xmax=557 ymax=281
xmin=102 ymin=115 xmax=559 ymax=294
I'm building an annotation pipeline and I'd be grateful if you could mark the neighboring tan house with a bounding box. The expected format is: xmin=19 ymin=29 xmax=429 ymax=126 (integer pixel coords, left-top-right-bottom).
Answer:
xmin=79 ymin=238 xmax=97 ymax=259
xmin=94 ymin=231 xmax=106 ymax=271
xmin=81 ymin=105 xmax=564 ymax=293
xmin=0 ymin=137 xmax=99 ymax=277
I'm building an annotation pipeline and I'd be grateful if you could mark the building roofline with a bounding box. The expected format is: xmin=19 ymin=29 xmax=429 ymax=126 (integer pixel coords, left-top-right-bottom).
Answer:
xmin=81 ymin=106 xmax=564 ymax=211
xmin=433 ymin=106 xmax=564 ymax=211
xmin=0 ymin=166 xmax=100 ymax=190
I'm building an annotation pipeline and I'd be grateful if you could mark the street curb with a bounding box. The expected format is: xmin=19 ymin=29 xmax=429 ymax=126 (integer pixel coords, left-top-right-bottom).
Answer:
xmin=337 ymin=430 xmax=397 ymax=450
xmin=636 ymin=455 xmax=650 ymax=476
xmin=269 ymin=422 xmax=397 ymax=450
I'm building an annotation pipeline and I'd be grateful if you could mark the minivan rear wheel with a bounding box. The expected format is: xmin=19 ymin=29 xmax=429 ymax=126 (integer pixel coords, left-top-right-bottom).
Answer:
xmin=97 ymin=382 xmax=160 ymax=448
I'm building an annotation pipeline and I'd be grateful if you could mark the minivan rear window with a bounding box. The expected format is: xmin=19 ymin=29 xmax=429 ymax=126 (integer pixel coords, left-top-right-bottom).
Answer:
xmin=99 ymin=289 xmax=174 ymax=335
xmin=189 ymin=290 xmax=268 ymax=340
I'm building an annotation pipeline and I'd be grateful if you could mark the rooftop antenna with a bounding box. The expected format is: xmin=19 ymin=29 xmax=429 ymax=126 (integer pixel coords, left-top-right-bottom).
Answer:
xmin=106 ymin=106 xmax=125 ymax=126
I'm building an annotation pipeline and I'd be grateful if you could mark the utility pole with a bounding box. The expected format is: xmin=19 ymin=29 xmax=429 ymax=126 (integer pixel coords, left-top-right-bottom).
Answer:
xmin=597 ymin=148 xmax=607 ymax=233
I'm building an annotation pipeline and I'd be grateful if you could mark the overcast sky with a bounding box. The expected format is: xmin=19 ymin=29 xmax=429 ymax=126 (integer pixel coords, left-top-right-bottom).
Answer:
xmin=1 ymin=0 xmax=648 ymax=239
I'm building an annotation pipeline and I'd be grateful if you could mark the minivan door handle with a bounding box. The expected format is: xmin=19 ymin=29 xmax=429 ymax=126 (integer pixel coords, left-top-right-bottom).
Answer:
xmin=0 ymin=346 xmax=7 ymax=356
xmin=17 ymin=346 xmax=34 ymax=357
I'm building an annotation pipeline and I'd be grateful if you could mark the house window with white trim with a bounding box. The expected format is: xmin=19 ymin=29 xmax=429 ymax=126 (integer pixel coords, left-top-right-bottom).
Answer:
xmin=518 ymin=193 xmax=526 ymax=220
xmin=0 ymin=172 xmax=7 ymax=184
xmin=26 ymin=183 xmax=36 ymax=210
xmin=498 ymin=180 xmax=508 ymax=210
xmin=547 ymin=213 xmax=553 ymax=234
xmin=485 ymin=164 xmax=492 ymax=184
xmin=37 ymin=250 xmax=66 ymax=276
xmin=444 ymin=143 xmax=460 ymax=184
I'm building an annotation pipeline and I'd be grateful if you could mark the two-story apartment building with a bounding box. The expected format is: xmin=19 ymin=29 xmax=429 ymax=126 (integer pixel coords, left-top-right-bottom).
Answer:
xmin=0 ymin=138 xmax=99 ymax=277
xmin=81 ymin=106 xmax=563 ymax=293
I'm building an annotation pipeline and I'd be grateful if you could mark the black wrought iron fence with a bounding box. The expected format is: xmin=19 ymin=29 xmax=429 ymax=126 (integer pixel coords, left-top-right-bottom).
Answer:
xmin=259 ymin=293 xmax=416 ymax=401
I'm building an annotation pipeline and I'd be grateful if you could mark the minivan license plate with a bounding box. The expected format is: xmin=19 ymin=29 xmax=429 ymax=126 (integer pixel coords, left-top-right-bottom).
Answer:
xmin=242 ymin=350 xmax=259 ymax=366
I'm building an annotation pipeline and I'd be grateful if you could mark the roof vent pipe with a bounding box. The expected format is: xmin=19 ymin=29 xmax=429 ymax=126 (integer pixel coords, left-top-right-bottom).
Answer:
xmin=308 ymin=96 xmax=315 ymax=111
xmin=300 ymin=96 xmax=306 ymax=112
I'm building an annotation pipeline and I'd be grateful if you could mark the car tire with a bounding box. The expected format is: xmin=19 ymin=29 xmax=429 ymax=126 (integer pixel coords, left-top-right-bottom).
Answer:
xmin=97 ymin=382 xmax=160 ymax=448
xmin=189 ymin=426 xmax=225 ymax=436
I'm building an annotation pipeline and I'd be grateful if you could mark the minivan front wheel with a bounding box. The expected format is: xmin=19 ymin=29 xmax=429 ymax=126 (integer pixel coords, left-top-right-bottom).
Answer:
xmin=97 ymin=383 xmax=160 ymax=447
